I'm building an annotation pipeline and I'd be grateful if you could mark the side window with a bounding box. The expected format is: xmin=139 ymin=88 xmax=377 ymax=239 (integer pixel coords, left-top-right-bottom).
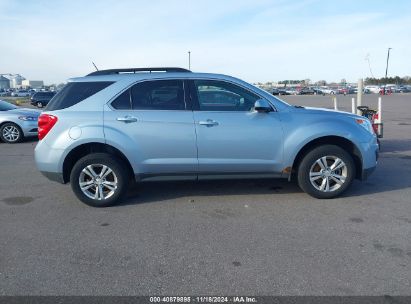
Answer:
xmin=46 ymin=82 xmax=113 ymax=111
xmin=131 ymin=80 xmax=185 ymax=110
xmin=194 ymin=80 xmax=260 ymax=111
xmin=111 ymin=90 xmax=131 ymax=110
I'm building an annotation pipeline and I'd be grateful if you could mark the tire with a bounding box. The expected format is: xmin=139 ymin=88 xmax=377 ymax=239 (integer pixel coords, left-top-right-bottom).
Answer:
xmin=37 ymin=102 xmax=43 ymax=108
xmin=0 ymin=122 xmax=23 ymax=143
xmin=70 ymin=153 xmax=129 ymax=207
xmin=297 ymin=145 xmax=355 ymax=199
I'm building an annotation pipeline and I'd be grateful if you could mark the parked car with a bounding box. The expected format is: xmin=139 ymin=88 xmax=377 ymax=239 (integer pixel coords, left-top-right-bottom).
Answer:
xmin=0 ymin=91 xmax=11 ymax=97
xmin=364 ymin=86 xmax=380 ymax=94
xmin=352 ymin=88 xmax=370 ymax=94
xmin=11 ymin=90 xmax=30 ymax=97
xmin=285 ymin=88 xmax=298 ymax=95
xmin=271 ymin=88 xmax=289 ymax=96
xmin=30 ymin=91 xmax=56 ymax=108
xmin=0 ymin=100 xmax=40 ymax=143
xmin=271 ymin=88 xmax=280 ymax=95
xmin=320 ymin=86 xmax=337 ymax=94
xmin=34 ymin=67 xmax=379 ymax=207
xmin=312 ymin=87 xmax=325 ymax=95
xmin=278 ymin=88 xmax=289 ymax=95
xmin=338 ymin=87 xmax=356 ymax=95
xmin=393 ymin=86 xmax=410 ymax=93
xmin=298 ymin=87 xmax=315 ymax=95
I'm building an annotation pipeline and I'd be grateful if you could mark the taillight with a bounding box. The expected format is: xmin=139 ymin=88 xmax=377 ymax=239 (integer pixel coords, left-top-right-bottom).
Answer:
xmin=38 ymin=114 xmax=58 ymax=140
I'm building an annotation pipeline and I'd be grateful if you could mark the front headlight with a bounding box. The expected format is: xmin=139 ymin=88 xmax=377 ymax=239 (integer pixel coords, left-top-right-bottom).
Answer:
xmin=354 ymin=118 xmax=374 ymax=134
xmin=18 ymin=116 xmax=38 ymax=121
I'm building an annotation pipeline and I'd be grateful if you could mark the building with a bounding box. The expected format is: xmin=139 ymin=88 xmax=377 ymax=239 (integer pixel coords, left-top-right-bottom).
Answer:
xmin=11 ymin=74 xmax=25 ymax=88
xmin=22 ymin=80 xmax=44 ymax=89
xmin=0 ymin=76 xmax=10 ymax=90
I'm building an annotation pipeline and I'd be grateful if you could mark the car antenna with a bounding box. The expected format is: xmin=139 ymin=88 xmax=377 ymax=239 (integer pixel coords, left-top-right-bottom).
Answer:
xmin=92 ymin=61 xmax=99 ymax=71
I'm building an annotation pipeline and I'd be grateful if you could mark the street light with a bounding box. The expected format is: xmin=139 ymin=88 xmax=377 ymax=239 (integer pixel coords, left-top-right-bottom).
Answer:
xmin=385 ymin=48 xmax=392 ymax=79
xmin=188 ymin=51 xmax=191 ymax=70
xmin=384 ymin=47 xmax=392 ymax=95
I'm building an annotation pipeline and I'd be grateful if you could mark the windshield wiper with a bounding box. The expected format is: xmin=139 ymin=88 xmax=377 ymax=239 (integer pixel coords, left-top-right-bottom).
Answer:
xmin=294 ymin=105 xmax=305 ymax=108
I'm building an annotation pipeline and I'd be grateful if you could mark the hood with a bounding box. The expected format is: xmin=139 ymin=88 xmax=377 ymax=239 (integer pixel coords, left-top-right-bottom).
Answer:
xmin=294 ymin=106 xmax=363 ymax=119
xmin=8 ymin=108 xmax=41 ymax=117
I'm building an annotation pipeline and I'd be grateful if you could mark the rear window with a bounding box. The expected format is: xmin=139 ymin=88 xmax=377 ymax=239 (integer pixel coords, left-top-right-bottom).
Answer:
xmin=45 ymin=82 xmax=113 ymax=111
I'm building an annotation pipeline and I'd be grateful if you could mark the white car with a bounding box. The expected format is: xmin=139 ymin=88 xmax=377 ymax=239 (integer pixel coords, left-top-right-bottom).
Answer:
xmin=320 ymin=86 xmax=336 ymax=94
xmin=364 ymin=86 xmax=380 ymax=94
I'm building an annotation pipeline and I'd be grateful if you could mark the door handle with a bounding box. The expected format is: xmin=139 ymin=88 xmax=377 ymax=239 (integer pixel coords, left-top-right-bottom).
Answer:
xmin=198 ymin=119 xmax=219 ymax=127
xmin=117 ymin=116 xmax=138 ymax=123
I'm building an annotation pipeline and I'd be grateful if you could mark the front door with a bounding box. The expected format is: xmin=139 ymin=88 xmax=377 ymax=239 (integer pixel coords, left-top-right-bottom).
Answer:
xmin=190 ymin=79 xmax=284 ymax=178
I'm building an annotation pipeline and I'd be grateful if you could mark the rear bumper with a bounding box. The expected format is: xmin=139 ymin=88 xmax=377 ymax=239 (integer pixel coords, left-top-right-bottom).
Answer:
xmin=35 ymin=140 xmax=65 ymax=181
xmin=40 ymin=171 xmax=65 ymax=183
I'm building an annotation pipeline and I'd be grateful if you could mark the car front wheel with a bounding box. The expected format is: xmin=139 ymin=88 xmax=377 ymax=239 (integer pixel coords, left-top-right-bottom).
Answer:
xmin=0 ymin=122 xmax=23 ymax=143
xmin=70 ymin=153 xmax=129 ymax=207
xmin=297 ymin=145 xmax=355 ymax=199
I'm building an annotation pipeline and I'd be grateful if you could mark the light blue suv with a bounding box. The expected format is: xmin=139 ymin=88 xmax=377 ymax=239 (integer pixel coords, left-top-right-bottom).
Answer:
xmin=34 ymin=68 xmax=378 ymax=207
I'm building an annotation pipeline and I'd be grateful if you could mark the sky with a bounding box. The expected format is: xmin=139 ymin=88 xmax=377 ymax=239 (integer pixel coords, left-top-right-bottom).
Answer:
xmin=0 ymin=0 xmax=410 ymax=84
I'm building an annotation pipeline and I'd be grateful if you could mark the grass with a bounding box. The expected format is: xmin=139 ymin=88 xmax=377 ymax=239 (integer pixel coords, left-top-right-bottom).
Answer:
xmin=1 ymin=97 xmax=30 ymax=106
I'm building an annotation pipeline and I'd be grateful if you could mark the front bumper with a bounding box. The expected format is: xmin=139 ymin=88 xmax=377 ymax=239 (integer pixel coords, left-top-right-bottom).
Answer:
xmin=358 ymin=137 xmax=379 ymax=181
xmin=20 ymin=120 xmax=38 ymax=137
xmin=361 ymin=165 xmax=376 ymax=180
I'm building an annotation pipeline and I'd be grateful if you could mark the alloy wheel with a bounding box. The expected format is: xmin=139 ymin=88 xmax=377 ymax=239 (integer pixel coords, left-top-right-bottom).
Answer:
xmin=309 ymin=155 xmax=348 ymax=192
xmin=79 ymin=164 xmax=118 ymax=200
xmin=2 ymin=125 xmax=20 ymax=142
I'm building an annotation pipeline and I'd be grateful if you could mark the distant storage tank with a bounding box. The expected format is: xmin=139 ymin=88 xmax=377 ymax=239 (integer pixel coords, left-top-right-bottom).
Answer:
xmin=0 ymin=76 xmax=10 ymax=90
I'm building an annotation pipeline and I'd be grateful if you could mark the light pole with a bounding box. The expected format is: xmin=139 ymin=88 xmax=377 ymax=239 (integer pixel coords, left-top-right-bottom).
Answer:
xmin=188 ymin=51 xmax=191 ymax=70
xmin=385 ymin=48 xmax=392 ymax=79
xmin=384 ymin=48 xmax=392 ymax=94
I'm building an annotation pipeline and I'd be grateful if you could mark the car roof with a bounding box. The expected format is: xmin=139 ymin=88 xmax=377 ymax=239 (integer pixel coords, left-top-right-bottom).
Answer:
xmin=69 ymin=72 xmax=245 ymax=83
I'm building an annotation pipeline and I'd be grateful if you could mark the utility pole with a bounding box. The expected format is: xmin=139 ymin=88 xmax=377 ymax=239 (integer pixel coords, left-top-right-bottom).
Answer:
xmin=384 ymin=48 xmax=392 ymax=95
xmin=188 ymin=51 xmax=191 ymax=70
xmin=385 ymin=48 xmax=392 ymax=79
xmin=356 ymin=78 xmax=363 ymax=115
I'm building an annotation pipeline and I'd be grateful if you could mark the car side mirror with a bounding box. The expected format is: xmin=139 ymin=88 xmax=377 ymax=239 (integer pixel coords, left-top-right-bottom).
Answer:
xmin=254 ymin=99 xmax=272 ymax=113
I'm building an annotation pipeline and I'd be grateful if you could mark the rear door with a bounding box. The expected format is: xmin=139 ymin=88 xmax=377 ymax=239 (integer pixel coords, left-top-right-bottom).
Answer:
xmin=104 ymin=79 xmax=198 ymax=180
xmin=189 ymin=79 xmax=284 ymax=177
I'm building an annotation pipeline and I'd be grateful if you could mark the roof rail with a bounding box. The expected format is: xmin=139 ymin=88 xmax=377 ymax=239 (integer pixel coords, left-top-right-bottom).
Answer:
xmin=86 ymin=67 xmax=191 ymax=76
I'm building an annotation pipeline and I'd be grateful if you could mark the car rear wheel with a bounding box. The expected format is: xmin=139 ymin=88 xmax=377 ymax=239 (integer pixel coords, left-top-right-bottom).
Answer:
xmin=297 ymin=145 xmax=355 ymax=199
xmin=0 ymin=122 xmax=23 ymax=143
xmin=70 ymin=153 xmax=129 ymax=207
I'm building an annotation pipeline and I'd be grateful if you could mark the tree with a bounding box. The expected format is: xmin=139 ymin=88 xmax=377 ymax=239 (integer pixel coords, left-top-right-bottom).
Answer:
xmin=315 ymin=80 xmax=327 ymax=86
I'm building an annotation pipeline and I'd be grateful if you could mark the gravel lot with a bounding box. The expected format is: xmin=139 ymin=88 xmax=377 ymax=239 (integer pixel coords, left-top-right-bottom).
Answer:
xmin=0 ymin=94 xmax=410 ymax=295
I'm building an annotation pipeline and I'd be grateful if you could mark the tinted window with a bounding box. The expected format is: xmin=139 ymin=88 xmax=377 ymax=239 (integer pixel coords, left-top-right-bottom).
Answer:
xmin=130 ymin=80 xmax=185 ymax=110
xmin=111 ymin=90 xmax=132 ymax=110
xmin=194 ymin=80 xmax=260 ymax=111
xmin=46 ymin=82 xmax=113 ymax=111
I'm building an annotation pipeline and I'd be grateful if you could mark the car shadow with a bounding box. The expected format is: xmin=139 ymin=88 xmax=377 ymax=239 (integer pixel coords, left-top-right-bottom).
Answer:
xmin=119 ymin=139 xmax=411 ymax=206
xmin=120 ymin=178 xmax=302 ymax=206
xmin=23 ymin=137 xmax=38 ymax=143
xmin=379 ymin=138 xmax=411 ymax=153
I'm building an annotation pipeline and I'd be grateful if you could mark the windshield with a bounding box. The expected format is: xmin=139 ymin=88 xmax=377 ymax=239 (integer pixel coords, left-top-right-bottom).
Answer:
xmin=0 ymin=100 xmax=18 ymax=111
